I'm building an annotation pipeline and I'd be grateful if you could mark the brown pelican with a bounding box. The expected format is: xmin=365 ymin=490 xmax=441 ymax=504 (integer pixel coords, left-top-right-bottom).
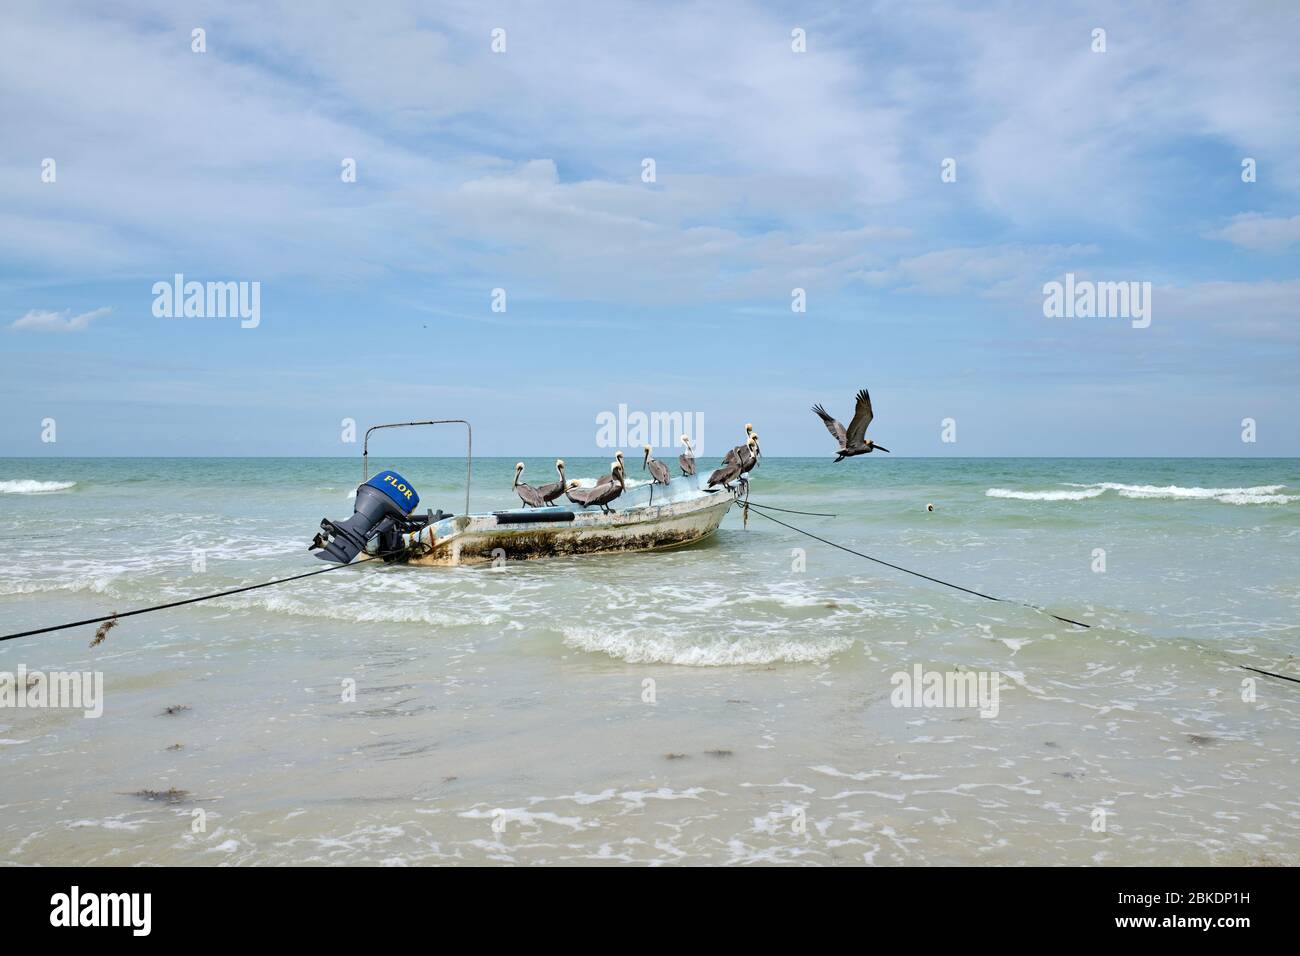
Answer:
xmin=567 ymin=461 xmax=626 ymax=513
xmin=740 ymin=433 xmax=761 ymax=475
xmin=512 ymin=462 xmax=547 ymax=508
xmin=595 ymin=450 xmax=625 ymax=486
xmin=706 ymin=459 xmax=742 ymax=492
xmin=722 ymin=424 xmax=756 ymax=466
xmin=813 ymin=389 xmax=890 ymax=461
xmin=642 ymin=444 xmax=671 ymax=485
xmin=678 ymin=435 xmax=696 ymax=476
xmin=722 ymin=434 xmax=758 ymax=471
xmin=536 ymin=459 xmax=568 ymax=506
xmin=708 ymin=436 xmax=755 ymax=491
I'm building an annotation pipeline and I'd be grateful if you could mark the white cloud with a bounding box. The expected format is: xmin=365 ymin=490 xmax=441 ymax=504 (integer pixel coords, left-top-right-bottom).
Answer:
xmin=1207 ymin=213 xmax=1300 ymax=251
xmin=10 ymin=306 xmax=111 ymax=333
xmin=1160 ymin=278 xmax=1300 ymax=339
xmin=858 ymin=243 xmax=1099 ymax=298
xmin=0 ymin=0 xmax=1297 ymax=304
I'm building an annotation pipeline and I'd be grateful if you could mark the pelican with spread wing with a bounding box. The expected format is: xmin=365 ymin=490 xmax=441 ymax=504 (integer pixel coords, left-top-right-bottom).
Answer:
xmin=812 ymin=389 xmax=890 ymax=461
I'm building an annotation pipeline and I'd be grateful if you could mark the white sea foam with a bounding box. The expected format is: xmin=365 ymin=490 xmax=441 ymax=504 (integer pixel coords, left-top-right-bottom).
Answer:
xmin=987 ymin=482 xmax=1295 ymax=505
xmin=209 ymin=591 xmax=507 ymax=628
xmin=0 ymin=480 xmax=76 ymax=494
xmin=563 ymin=626 xmax=854 ymax=666
xmin=1099 ymin=482 xmax=1295 ymax=503
xmin=986 ymin=487 xmax=1105 ymax=501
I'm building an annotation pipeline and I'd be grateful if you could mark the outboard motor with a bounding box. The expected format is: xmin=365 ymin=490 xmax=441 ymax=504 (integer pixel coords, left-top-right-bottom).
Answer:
xmin=311 ymin=470 xmax=420 ymax=563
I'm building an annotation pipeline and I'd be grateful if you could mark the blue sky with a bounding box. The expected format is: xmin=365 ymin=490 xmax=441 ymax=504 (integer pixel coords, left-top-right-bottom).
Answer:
xmin=2 ymin=0 xmax=1298 ymax=457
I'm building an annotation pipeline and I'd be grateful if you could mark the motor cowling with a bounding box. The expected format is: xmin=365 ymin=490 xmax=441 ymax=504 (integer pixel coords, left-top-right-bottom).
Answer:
xmin=311 ymin=470 xmax=420 ymax=563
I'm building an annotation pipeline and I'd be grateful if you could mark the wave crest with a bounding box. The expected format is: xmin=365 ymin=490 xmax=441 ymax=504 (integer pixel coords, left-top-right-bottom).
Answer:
xmin=563 ymin=626 xmax=854 ymax=666
xmin=0 ymin=480 xmax=77 ymax=494
xmin=986 ymin=487 xmax=1105 ymax=501
xmin=987 ymin=482 xmax=1295 ymax=505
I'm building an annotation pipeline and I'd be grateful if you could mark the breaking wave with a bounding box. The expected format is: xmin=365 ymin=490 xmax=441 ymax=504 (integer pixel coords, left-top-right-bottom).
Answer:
xmin=986 ymin=487 xmax=1105 ymax=501
xmin=563 ymin=626 xmax=855 ymax=666
xmin=987 ymin=483 xmax=1296 ymax=505
xmin=0 ymin=480 xmax=77 ymax=494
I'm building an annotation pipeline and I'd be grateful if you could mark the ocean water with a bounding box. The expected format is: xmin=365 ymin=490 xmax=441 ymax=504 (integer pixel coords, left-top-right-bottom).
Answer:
xmin=2 ymin=456 xmax=1298 ymax=866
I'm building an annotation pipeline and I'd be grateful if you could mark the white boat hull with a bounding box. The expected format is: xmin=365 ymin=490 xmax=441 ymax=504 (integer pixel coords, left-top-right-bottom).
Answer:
xmin=403 ymin=474 xmax=734 ymax=566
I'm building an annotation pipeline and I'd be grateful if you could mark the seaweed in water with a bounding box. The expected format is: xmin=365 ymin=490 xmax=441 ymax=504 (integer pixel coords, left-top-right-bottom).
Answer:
xmin=161 ymin=704 xmax=190 ymax=716
xmin=90 ymin=614 xmax=118 ymax=648
xmin=126 ymin=788 xmax=190 ymax=803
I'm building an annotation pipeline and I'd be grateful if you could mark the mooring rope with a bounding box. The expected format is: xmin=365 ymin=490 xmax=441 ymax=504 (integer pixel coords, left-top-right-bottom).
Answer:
xmin=738 ymin=501 xmax=837 ymax=517
xmin=0 ymin=555 xmax=383 ymax=643
xmin=740 ymin=499 xmax=1091 ymax=629
xmin=1239 ymin=664 xmax=1300 ymax=686
xmin=5 ymin=498 xmax=1297 ymax=689
xmin=739 ymin=498 xmax=1300 ymax=687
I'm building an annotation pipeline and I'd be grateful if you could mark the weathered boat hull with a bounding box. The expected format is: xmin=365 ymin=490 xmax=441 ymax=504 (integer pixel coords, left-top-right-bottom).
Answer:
xmin=403 ymin=475 xmax=734 ymax=566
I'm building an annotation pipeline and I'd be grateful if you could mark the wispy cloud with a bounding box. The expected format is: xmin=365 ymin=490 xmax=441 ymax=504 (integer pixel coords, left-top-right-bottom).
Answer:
xmin=1207 ymin=213 xmax=1300 ymax=251
xmin=10 ymin=306 xmax=110 ymax=333
xmin=2 ymin=2 xmax=1299 ymax=453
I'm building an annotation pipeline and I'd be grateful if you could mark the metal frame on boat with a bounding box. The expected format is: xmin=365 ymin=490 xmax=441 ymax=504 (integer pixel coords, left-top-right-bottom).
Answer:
xmin=353 ymin=419 xmax=735 ymax=567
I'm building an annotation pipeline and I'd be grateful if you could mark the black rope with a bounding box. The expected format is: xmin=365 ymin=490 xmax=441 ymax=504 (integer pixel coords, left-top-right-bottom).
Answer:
xmin=741 ymin=499 xmax=1093 ymax=629
xmin=741 ymin=500 xmax=1300 ymax=687
xmin=0 ymin=555 xmax=382 ymax=643
xmin=1239 ymin=664 xmax=1300 ymax=686
xmin=740 ymin=501 xmax=837 ymax=517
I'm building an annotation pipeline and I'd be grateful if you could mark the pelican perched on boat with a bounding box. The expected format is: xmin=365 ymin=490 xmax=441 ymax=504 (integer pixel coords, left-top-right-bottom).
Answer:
xmin=643 ymin=445 xmax=671 ymax=485
xmin=722 ymin=424 xmax=755 ymax=466
xmin=595 ymin=450 xmax=625 ymax=486
xmin=813 ymin=388 xmax=890 ymax=461
xmin=512 ymin=462 xmax=547 ymax=508
xmin=706 ymin=459 xmax=742 ymax=492
xmin=567 ymin=461 xmax=626 ymax=513
xmin=741 ymin=434 xmax=761 ymax=475
xmin=678 ymin=435 xmax=696 ymax=476
xmin=536 ymin=459 xmax=568 ymax=506
xmin=723 ymin=433 xmax=757 ymax=470
xmin=708 ymin=435 xmax=755 ymax=492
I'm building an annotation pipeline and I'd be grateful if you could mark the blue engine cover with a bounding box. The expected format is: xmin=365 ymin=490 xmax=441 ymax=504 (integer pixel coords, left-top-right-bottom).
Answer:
xmin=365 ymin=470 xmax=420 ymax=514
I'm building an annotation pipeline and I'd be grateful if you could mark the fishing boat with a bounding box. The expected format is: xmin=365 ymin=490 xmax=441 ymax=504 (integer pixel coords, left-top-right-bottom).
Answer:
xmin=309 ymin=419 xmax=736 ymax=566
xmin=410 ymin=474 xmax=733 ymax=566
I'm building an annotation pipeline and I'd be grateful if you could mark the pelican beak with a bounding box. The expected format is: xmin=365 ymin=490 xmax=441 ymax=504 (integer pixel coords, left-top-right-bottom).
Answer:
xmin=876 ymin=445 xmax=891 ymax=453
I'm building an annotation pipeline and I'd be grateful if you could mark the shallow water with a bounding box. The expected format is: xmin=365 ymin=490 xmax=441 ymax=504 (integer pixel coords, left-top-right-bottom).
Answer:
xmin=2 ymin=457 xmax=1298 ymax=865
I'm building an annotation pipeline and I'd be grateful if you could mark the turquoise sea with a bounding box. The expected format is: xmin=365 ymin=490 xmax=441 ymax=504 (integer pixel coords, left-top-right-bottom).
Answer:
xmin=2 ymin=457 xmax=1298 ymax=865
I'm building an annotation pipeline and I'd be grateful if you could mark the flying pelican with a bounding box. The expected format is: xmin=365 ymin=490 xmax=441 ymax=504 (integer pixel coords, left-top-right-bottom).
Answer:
xmin=512 ymin=462 xmax=547 ymax=508
xmin=535 ymin=459 xmax=568 ymax=506
xmin=813 ymin=389 xmax=890 ymax=461
xmin=678 ymin=435 xmax=696 ymax=476
xmin=595 ymin=450 xmax=625 ymax=486
xmin=642 ymin=444 xmax=671 ymax=485
xmin=567 ymin=461 xmax=626 ymax=513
